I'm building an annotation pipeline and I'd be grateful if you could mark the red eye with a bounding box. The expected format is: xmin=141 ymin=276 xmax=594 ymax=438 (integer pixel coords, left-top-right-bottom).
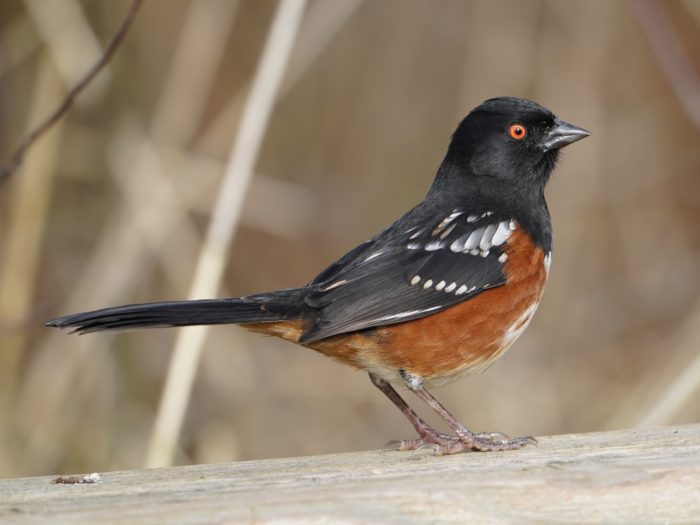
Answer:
xmin=509 ymin=124 xmax=527 ymax=140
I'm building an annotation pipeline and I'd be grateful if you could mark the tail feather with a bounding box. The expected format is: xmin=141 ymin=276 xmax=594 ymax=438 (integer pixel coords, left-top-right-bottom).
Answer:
xmin=46 ymin=289 xmax=307 ymax=334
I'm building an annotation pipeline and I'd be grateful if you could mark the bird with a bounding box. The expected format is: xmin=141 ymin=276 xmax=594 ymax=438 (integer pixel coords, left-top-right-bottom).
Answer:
xmin=47 ymin=97 xmax=590 ymax=455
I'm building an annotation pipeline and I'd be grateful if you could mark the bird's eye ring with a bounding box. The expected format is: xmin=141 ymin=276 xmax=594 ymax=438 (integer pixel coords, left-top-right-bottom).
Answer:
xmin=508 ymin=124 xmax=527 ymax=140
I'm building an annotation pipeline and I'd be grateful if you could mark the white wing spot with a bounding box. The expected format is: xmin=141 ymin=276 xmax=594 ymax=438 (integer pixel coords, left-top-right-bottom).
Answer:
xmin=468 ymin=211 xmax=494 ymax=223
xmin=439 ymin=222 xmax=457 ymax=239
xmin=451 ymin=220 xmax=513 ymax=254
xmin=455 ymin=284 xmax=469 ymax=295
xmin=479 ymin=224 xmax=497 ymax=251
xmin=410 ymin=275 xmax=421 ymax=286
xmin=363 ymin=251 xmax=384 ymax=262
xmin=424 ymin=240 xmax=444 ymax=251
xmin=451 ymin=228 xmax=482 ymax=253
xmin=423 ymin=279 xmax=433 ymax=289
xmin=480 ymin=250 xmax=489 ymax=257
xmin=321 ymin=279 xmax=349 ymax=291
xmin=435 ymin=280 xmax=446 ymax=291
xmin=509 ymin=219 xmax=517 ymax=231
xmin=491 ymin=221 xmax=512 ymax=246
xmin=464 ymin=229 xmax=483 ymax=250
xmin=374 ymin=306 xmax=443 ymax=323
xmin=444 ymin=282 xmax=457 ymax=293
xmin=499 ymin=253 xmax=508 ymax=263
xmin=409 ymin=228 xmax=423 ymax=240
xmin=432 ymin=210 xmax=464 ymax=236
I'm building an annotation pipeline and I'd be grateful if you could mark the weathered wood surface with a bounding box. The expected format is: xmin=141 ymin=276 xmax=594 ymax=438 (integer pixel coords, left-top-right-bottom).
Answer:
xmin=1 ymin=424 xmax=699 ymax=524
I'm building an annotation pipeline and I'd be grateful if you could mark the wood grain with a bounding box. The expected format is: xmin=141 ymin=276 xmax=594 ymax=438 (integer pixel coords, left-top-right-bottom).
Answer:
xmin=1 ymin=424 xmax=699 ymax=524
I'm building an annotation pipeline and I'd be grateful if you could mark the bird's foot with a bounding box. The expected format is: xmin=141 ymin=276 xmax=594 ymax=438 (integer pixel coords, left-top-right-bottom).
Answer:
xmin=384 ymin=437 xmax=468 ymax=456
xmin=456 ymin=428 xmax=538 ymax=451
xmin=383 ymin=429 xmax=463 ymax=455
xmin=383 ymin=422 xmax=536 ymax=455
xmin=385 ymin=431 xmax=536 ymax=455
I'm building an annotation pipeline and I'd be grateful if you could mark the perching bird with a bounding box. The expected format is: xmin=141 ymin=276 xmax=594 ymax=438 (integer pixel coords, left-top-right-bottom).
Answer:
xmin=47 ymin=97 xmax=589 ymax=455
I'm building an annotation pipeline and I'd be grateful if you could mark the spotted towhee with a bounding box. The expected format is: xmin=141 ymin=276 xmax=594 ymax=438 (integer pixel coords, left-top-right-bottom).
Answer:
xmin=48 ymin=97 xmax=589 ymax=455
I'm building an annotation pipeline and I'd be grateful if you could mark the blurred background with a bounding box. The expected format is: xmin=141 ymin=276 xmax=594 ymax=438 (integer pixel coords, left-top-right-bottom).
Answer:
xmin=1 ymin=0 xmax=699 ymax=478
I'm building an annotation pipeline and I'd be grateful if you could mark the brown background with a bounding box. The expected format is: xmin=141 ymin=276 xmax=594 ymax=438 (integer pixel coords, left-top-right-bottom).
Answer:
xmin=1 ymin=0 xmax=699 ymax=478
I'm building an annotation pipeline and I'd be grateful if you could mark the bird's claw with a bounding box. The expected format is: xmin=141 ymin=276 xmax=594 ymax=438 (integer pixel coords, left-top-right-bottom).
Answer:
xmin=462 ymin=432 xmax=538 ymax=451
xmin=385 ymin=430 xmax=536 ymax=455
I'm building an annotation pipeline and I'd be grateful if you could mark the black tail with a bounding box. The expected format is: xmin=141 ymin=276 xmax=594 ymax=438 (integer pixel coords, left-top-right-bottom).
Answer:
xmin=46 ymin=289 xmax=307 ymax=334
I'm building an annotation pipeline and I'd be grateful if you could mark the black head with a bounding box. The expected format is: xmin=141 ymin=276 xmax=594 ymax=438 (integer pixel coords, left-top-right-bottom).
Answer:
xmin=427 ymin=97 xmax=589 ymax=253
xmin=432 ymin=97 xmax=589 ymax=201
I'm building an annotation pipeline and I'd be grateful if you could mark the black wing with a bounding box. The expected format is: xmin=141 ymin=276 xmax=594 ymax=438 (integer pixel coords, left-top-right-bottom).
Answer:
xmin=300 ymin=208 xmax=516 ymax=342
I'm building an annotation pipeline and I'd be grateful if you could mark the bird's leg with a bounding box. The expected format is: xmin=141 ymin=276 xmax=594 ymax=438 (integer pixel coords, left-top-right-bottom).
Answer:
xmin=402 ymin=372 xmax=537 ymax=452
xmin=369 ymin=373 xmax=461 ymax=452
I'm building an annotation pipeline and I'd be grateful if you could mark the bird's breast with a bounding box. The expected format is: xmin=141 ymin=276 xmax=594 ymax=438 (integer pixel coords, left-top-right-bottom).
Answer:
xmin=365 ymin=226 xmax=550 ymax=385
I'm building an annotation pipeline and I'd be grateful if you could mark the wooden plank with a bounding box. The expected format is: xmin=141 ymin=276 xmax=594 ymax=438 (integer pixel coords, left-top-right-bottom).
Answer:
xmin=1 ymin=424 xmax=699 ymax=524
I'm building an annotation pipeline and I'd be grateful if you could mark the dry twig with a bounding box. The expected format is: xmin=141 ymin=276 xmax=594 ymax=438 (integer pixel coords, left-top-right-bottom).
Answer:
xmin=145 ymin=0 xmax=309 ymax=468
xmin=0 ymin=0 xmax=144 ymax=181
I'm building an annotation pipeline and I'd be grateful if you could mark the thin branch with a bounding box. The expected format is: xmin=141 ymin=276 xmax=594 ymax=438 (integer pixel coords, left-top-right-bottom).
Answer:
xmin=145 ymin=0 xmax=309 ymax=468
xmin=0 ymin=0 xmax=145 ymax=182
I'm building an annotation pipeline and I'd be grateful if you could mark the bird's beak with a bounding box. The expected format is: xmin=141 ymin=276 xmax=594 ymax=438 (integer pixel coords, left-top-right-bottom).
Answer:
xmin=542 ymin=119 xmax=590 ymax=151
